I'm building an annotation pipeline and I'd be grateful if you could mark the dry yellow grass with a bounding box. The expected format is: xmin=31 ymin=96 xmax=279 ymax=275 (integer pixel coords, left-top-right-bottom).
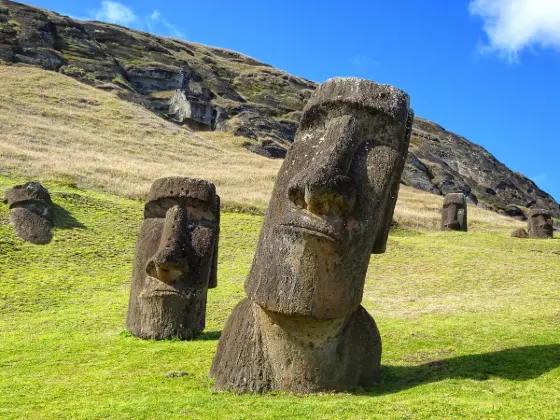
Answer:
xmin=394 ymin=186 xmax=524 ymax=233
xmin=0 ymin=63 xmax=524 ymax=232
xmin=0 ymin=63 xmax=281 ymax=210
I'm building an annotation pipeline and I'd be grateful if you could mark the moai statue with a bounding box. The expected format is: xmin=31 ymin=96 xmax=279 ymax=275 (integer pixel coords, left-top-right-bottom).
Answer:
xmin=210 ymin=78 xmax=413 ymax=393
xmin=527 ymin=209 xmax=553 ymax=239
xmin=2 ymin=181 xmax=53 ymax=244
xmin=441 ymin=193 xmax=468 ymax=232
xmin=126 ymin=177 xmax=220 ymax=340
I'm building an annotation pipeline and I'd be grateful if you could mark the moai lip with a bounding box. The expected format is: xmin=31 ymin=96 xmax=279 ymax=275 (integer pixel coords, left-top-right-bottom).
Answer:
xmin=527 ymin=209 xmax=553 ymax=239
xmin=125 ymin=177 xmax=220 ymax=340
xmin=2 ymin=181 xmax=53 ymax=245
xmin=210 ymin=77 xmax=413 ymax=393
xmin=441 ymin=193 xmax=468 ymax=232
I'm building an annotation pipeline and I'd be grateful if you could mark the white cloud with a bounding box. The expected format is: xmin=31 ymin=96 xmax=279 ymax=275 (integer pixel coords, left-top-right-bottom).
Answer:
xmin=74 ymin=2 xmax=185 ymax=39
xmin=469 ymin=0 xmax=560 ymax=62
xmin=352 ymin=55 xmax=380 ymax=70
xmin=94 ymin=1 xmax=137 ymax=25
xmin=531 ymin=173 xmax=548 ymax=186
xmin=148 ymin=9 xmax=184 ymax=39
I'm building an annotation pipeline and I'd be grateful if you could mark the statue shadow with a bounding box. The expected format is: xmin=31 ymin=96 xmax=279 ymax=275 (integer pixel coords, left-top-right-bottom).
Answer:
xmin=52 ymin=203 xmax=86 ymax=230
xmin=196 ymin=331 xmax=222 ymax=341
xmin=366 ymin=344 xmax=560 ymax=395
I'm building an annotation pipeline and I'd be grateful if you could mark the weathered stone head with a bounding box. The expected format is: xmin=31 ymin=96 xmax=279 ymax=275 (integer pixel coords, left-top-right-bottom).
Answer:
xmin=441 ymin=193 xmax=468 ymax=232
xmin=245 ymin=78 xmax=413 ymax=319
xmin=527 ymin=209 xmax=553 ymax=239
xmin=211 ymin=78 xmax=413 ymax=394
xmin=2 ymin=181 xmax=53 ymax=244
xmin=126 ymin=177 xmax=220 ymax=340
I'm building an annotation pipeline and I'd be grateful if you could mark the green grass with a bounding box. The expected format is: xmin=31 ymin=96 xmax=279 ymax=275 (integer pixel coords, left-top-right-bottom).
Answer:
xmin=1 ymin=173 xmax=559 ymax=419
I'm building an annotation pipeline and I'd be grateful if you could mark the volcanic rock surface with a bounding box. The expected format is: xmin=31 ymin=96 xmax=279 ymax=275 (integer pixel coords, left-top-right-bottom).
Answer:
xmin=1 ymin=1 xmax=558 ymax=217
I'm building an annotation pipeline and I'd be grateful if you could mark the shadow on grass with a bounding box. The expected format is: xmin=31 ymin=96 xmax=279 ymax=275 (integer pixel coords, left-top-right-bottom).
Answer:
xmin=196 ymin=331 xmax=221 ymax=341
xmin=52 ymin=203 xmax=86 ymax=229
xmin=368 ymin=344 xmax=560 ymax=395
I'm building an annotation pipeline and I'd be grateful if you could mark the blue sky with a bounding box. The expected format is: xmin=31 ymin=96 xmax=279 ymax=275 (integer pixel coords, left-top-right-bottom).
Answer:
xmin=24 ymin=0 xmax=560 ymax=201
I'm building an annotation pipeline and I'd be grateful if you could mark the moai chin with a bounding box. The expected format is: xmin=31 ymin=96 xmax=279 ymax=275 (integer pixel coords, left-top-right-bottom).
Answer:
xmin=126 ymin=177 xmax=220 ymax=340
xmin=527 ymin=209 xmax=553 ymax=239
xmin=441 ymin=193 xmax=468 ymax=232
xmin=210 ymin=77 xmax=414 ymax=393
xmin=2 ymin=181 xmax=54 ymax=245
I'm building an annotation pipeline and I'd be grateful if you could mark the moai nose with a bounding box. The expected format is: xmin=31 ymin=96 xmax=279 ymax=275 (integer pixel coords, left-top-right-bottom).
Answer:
xmin=288 ymin=175 xmax=357 ymax=217
xmin=288 ymin=115 xmax=359 ymax=217
xmin=146 ymin=205 xmax=190 ymax=284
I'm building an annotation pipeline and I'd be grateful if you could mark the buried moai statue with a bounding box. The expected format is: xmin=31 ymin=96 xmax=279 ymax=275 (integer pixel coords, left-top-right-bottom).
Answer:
xmin=441 ymin=193 xmax=468 ymax=232
xmin=2 ymin=181 xmax=54 ymax=244
xmin=210 ymin=78 xmax=414 ymax=393
xmin=527 ymin=209 xmax=553 ymax=239
xmin=126 ymin=177 xmax=220 ymax=340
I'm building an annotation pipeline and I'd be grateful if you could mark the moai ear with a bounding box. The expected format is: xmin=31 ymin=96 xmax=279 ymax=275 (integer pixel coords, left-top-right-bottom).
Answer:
xmin=208 ymin=195 xmax=220 ymax=289
xmin=372 ymin=109 xmax=414 ymax=254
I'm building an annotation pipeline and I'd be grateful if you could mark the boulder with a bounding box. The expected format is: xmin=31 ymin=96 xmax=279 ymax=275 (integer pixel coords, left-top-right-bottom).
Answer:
xmin=511 ymin=228 xmax=529 ymax=238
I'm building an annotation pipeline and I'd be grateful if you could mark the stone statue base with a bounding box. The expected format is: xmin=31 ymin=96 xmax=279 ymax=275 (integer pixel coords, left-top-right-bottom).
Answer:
xmin=210 ymin=299 xmax=381 ymax=393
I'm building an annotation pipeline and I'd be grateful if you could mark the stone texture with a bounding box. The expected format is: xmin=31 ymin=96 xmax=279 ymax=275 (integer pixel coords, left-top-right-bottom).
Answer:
xmin=3 ymin=181 xmax=53 ymax=244
xmin=126 ymin=177 xmax=220 ymax=340
xmin=210 ymin=78 xmax=413 ymax=393
xmin=527 ymin=209 xmax=554 ymax=239
xmin=441 ymin=193 xmax=468 ymax=232
xmin=211 ymin=299 xmax=381 ymax=393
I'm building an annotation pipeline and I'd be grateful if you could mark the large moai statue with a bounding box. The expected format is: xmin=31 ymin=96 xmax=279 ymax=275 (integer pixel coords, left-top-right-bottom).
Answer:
xmin=2 ymin=181 xmax=54 ymax=244
xmin=210 ymin=78 xmax=413 ymax=393
xmin=527 ymin=209 xmax=553 ymax=239
xmin=441 ymin=193 xmax=468 ymax=232
xmin=126 ymin=177 xmax=220 ymax=340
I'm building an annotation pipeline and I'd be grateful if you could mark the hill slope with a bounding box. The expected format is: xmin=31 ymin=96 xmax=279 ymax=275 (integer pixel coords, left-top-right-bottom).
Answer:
xmin=0 ymin=63 xmax=530 ymax=233
xmin=0 ymin=1 xmax=558 ymax=217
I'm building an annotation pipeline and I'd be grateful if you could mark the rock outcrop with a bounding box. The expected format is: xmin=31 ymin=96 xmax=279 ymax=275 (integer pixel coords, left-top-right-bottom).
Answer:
xmin=1 ymin=1 xmax=558 ymax=217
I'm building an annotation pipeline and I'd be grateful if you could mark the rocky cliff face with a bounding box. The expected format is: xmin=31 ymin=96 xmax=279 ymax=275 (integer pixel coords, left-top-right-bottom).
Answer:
xmin=1 ymin=1 xmax=558 ymax=217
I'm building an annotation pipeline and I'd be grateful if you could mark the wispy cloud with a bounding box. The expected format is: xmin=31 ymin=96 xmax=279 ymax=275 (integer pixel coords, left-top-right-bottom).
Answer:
xmin=147 ymin=10 xmax=184 ymax=38
xmin=531 ymin=172 xmax=548 ymax=186
xmin=469 ymin=0 xmax=560 ymax=62
xmin=69 ymin=2 xmax=186 ymax=39
xmin=94 ymin=1 xmax=137 ymax=26
xmin=352 ymin=55 xmax=380 ymax=70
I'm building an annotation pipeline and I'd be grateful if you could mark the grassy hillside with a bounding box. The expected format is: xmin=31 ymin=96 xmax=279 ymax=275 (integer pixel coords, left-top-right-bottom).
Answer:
xmin=0 ymin=63 xmax=281 ymax=211
xmin=1 ymin=173 xmax=559 ymax=419
xmin=0 ymin=63 xmax=525 ymax=233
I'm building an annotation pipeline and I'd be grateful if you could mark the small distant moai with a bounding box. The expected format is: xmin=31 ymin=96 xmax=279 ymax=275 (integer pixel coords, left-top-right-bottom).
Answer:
xmin=527 ymin=209 xmax=553 ymax=239
xmin=126 ymin=177 xmax=220 ymax=340
xmin=210 ymin=78 xmax=414 ymax=393
xmin=441 ymin=193 xmax=467 ymax=232
xmin=2 ymin=181 xmax=54 ymax=244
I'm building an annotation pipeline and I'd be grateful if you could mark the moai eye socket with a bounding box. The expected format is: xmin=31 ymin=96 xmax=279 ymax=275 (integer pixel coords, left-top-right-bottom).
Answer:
xmin=144 ymin=197 xmax=186 ymax=219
